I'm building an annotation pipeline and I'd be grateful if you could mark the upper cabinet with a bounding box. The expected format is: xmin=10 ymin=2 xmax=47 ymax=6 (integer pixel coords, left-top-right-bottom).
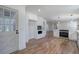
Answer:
xmin=27 ymin=12 xmax=38 ymax=21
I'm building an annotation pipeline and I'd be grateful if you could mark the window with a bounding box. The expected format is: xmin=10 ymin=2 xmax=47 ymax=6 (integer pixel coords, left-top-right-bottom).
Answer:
xmin=4 ymin=9 xmax=11 ymax=17
xmin=0 ymin=7 xmax=16 ymax=32
xmin=0 ymin=8 xmax=3 ymax=17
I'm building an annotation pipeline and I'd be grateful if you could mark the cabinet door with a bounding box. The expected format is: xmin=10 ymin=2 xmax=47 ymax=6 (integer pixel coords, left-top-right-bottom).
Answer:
xmin=69 ymin=30 xmax=77 ymax=41
xmin=29 ymin=21 xmax=36 ymax=39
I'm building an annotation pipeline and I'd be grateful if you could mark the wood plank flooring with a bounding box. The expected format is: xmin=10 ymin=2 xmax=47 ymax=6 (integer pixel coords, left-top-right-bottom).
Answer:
xmin=14 ymin=31 xmax=79 ymax=54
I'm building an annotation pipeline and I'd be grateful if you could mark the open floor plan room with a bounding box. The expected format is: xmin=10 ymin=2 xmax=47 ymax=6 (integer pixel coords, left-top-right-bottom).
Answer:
xmin=0 ymin=5 xmax=79 ymax=54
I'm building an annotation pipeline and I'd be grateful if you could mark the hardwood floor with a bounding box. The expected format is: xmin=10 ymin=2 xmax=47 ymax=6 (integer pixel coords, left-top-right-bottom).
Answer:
xmin=14 ymin=31 xmax=79 ymax=54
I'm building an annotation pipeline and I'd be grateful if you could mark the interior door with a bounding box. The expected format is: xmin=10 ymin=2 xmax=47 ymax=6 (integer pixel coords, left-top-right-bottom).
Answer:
xmin=29 ymin=21 xmax=36 ymax=39
xmin=0 ymin=6 xmax=19 ymax=54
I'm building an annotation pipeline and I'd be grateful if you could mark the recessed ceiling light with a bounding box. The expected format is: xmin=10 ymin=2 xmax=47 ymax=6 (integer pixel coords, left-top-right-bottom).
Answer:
xmin=38 ymin=9 xmax=40 ymax=12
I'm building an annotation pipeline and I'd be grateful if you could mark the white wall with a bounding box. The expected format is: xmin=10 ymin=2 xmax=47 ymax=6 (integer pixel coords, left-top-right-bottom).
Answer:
xmin=6 ymin=5 xmax=29 ymax=50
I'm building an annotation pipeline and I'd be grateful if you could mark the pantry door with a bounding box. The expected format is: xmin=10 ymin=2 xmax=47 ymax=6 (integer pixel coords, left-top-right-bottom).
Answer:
xmin=0 ymin=6 xmax=19 ymax=54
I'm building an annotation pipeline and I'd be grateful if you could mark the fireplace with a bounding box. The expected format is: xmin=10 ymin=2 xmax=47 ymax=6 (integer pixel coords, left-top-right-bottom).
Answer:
xmin=59 ymin=30 xmax=69 ymax=38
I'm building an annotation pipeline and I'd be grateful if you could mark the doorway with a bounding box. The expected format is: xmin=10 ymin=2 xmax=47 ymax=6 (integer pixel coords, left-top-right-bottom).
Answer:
xmin=0 ymin=6 xmax=18 ymax=53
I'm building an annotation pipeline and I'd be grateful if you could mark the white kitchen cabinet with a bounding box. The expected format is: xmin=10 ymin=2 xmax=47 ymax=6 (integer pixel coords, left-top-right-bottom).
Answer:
xmin=53 ymin=29 xmax=59 ymax=37
xmin=69 ymin=30 xmax=77 ymax=41
xmin=27 ymin=12 xmax=38 ymax=21
xmin=76 ymin=31 xmax=79 ymax=47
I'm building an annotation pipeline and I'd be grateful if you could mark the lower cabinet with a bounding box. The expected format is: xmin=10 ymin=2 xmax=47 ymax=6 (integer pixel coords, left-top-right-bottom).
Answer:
xmin=69 ymin=30 xmax=77 ymax=41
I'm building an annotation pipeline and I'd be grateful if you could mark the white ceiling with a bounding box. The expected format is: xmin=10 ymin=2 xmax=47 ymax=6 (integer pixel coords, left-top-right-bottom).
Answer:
xmin=26 ymin=5 xmax=79 ymax=22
